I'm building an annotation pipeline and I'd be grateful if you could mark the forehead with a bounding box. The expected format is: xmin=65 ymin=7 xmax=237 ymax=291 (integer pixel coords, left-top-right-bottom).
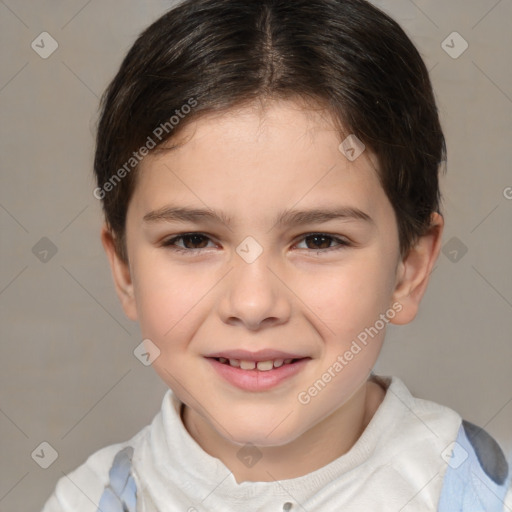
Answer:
xmin=132 ymin=99 xmax=389 ymax=227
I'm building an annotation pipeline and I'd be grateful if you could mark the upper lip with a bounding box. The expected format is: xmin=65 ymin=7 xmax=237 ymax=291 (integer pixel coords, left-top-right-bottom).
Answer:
xmin=205 ymin=349 xmax=309 ymax=361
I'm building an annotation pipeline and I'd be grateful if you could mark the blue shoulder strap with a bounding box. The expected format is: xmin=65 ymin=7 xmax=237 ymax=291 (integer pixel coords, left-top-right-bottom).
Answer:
xmin=438 ymin=420 xmax=511 ymax=512
xmin=96 ymin=446 xmax=138 ymax=512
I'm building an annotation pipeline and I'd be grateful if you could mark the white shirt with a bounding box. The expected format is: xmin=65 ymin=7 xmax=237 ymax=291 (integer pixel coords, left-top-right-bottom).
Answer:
xmin=41 ymin=375 xmax=512 ymax=511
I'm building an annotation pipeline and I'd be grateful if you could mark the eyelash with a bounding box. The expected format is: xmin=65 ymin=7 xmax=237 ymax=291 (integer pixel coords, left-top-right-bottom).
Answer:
xmin=160 ymin=232 xmax=351 ymax=255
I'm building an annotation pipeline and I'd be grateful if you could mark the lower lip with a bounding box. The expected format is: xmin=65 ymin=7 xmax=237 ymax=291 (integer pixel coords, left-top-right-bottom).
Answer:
xmin=206 ymin=358 xmax=310 ymax=392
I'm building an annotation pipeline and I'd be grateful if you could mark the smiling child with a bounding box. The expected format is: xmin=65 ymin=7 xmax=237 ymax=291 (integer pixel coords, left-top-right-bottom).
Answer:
xmin=42 ymin=0 xmax=511 ymax=510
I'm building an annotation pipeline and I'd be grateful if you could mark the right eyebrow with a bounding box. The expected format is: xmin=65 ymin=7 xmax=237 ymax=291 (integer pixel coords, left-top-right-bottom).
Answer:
xmin=143 ymin=206 xmax=233 ymax=225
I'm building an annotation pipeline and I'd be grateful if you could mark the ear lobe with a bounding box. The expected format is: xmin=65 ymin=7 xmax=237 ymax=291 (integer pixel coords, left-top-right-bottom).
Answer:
xmin=390 ymin=213 xmax=444 ymax=325
xmin=100 ymin=225 xmax=138 ymax=321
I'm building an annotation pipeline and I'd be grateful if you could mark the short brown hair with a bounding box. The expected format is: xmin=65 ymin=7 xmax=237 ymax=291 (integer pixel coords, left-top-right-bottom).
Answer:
xmin=94 ymin=0 xmax=446 ymax=262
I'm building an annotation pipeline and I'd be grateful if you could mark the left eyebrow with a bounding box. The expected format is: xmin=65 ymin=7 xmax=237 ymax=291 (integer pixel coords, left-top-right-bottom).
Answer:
xmin=273 ymin=206 xmax=374 ymax=228
xmin=143 ymin=205 xmax=374 ymax=228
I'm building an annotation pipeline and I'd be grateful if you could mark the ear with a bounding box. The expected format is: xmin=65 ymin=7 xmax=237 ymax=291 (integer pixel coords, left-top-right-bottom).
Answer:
xmin=100 ymin=225 xmax=138 ymax=321
xmin=390 ymin=212 xmax=444 ymax=325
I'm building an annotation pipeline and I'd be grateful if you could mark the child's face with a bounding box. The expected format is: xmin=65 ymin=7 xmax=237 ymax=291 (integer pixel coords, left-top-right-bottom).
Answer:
xmin=116 ymin=99 xmax=409 ymax=446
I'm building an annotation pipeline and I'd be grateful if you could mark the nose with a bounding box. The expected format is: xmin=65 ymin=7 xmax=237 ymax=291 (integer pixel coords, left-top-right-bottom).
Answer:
xmin=217 ymin=253 xmax=292 ymax=331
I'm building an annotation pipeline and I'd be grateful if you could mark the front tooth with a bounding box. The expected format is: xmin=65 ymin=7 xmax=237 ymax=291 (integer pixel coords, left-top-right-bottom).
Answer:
xmin=229 ymin=359 xmax=240 ymax=367
xmin=256 ymin=360 xmax=274 ymax=371
xmin=240 ymin=360 xmax=256 ymax=370
xmin=273 ymin=359 xmax=284 ymax=368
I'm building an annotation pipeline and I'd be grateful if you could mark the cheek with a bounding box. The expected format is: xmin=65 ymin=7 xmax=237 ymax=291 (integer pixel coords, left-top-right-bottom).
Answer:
xmin=298 ymin=258 xmax=396 ymax=343
xmin=131 ymin=253 xmax=211 ymax=343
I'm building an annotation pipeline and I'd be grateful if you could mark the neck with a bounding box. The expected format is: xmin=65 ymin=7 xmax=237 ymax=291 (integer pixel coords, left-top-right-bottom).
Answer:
xmin=181 ymin=379 xmax=385 ymax=482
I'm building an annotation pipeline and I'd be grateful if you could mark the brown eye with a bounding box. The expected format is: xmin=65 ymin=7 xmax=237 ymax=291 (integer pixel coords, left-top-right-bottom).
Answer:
xmin=305 ymin=234 xmax=332 ymax=249
xmin=179 ymin=234 xmax=210 ymax=249
xmin=296 ymin=233 xmax=350 ymax=252
xmin=162 ymin=233 xmax=215 ymax=253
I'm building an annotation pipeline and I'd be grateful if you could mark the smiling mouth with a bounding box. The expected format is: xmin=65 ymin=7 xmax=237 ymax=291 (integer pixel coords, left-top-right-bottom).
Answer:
xmin=209 ymin=357 xmax=307 ymax=371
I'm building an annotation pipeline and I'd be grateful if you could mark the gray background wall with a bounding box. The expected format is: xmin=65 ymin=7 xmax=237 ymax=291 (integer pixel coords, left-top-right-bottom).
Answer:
xmin=0 ymin=1 xmax=511 ymax=511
